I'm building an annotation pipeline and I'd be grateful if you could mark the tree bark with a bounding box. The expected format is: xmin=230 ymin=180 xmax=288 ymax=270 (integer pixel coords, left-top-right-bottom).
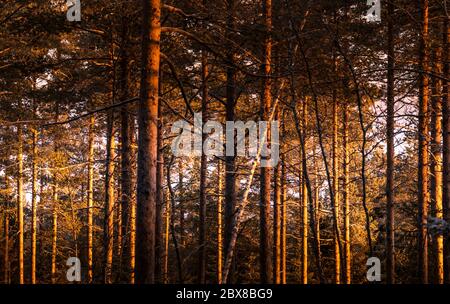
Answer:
xmin=87 ymin=115 xmax=95 ymax=283
xmin=155 ymin=76 xmax=164 ymax=284
xmin=273 ymin=108 xmax=281 ymax=284
xmin=198 ymin=48 xmax=208 ymax=284
xmin=17 ymin=115 xmax=24 ymax=284
xmin=332 ymin=85 xmax=340 ymax=284
xmin=104 ymin=110 xmax=116 ymax=284
xmin=259 ymin=0 xmax=272 ymax=284
xmin=281 ymin=127 xmax=287 ymax=284
xmin=118 ymin=11 xmax=131 ymax=282
xmin=224 ymin=0 xmax=237 ymax=283
xmin=418 ymin=0 xmax=430 ymax=284
xmin=301 ymin=101 xmax=308 ymax=284
xmin=31 ymin=122 xmax=38 ymax=284
xmin=217 ymin=160 xmax=224 ymax=284
xmin=3 ymin=211 xmax=9 ymax=284
xmin=342 ymin=99 xmax=351 ymax=284
xmin=136 ymin=0 xmax=161 ymax=284
xmin=386 ymin=0 xmax=395 ymax=284
xmin=51 ymin=156 xmax=58 ymax=284
xmin=164 ymin=187 xmax=170 ymax=284
xmin=442 ymin=7 xmax=450 ymax=285
xmin=431 ymin=44 xmax=443 ymax=284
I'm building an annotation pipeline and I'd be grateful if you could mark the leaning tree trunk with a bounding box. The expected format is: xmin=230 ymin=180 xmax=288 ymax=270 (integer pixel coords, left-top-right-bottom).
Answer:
xmin=136 ymin=0 xmax=161 ymax=284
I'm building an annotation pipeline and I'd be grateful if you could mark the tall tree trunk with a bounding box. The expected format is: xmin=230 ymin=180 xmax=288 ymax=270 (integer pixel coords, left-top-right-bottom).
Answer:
xmin=31 ymin=124 xmax=38 ymax=284
xmin=259 ymin=0 xmax=272 ymax=284
xmin=136 ymin=0 xmax=161 ymax=284
xmin=167 ymin=158 xmax=183 ymax=283
xmin=386 ymin=0 xmax=396 ymax=284
xmin=164 ymin=187 xmax=170 ymax=284
xmin=342 ymin=100 xmax=351 ymax=284
xmin=118 ymin=5 xmax=133 ymax=283
xmin=273 ymin=109 xmax=281 ymax=284
xmin=224 ymin=0 xmax=237 ymax=283
xmin=301 ymin=176 xmax=308 ymax=284
xmin=217 ymin=160 xmax=224 ymax=284
xmin=104 ymin=110 xmax=116 ymax=284
xmin=217 ymin=161 xmax=225 ymax=283
xmin=332 ymin=85 xmax=340 ymax=284
xmin=431 ymin=45 xmax=443 ymax=284
xmin=117 ymin=190 xmax=123 ymax=275
xmin=3 ymin=211 xmax=9 ymax=284
xmin=51 ymin=156 xmax=58 ymax=284
xmin=314 ymin=165 xmax=321 ymax=268
xmin=17 ymin=117 xmax=24 ymax=284
xmin=442 ymin=6 xmax=450 ymax=285
xmin=155 ymin=75 xmax=164 ymax=284
xmin=178 ymin=161 xmax=185 ymax=248
xmin=281 ymin=130 xmax=287 ymax=284
xmin=291 ymin=99 xmax=325 ymax=283
xmin=418 ymin=0 xmax=430 ymax=284
xmin=87 ymin=115 xmax=95 ymax=283
xmin=198 ymin=48 xmax=208 ymax=284
xmin=129 ymin=151 xmax=137 ymax=284
xmin=301 ymin=101 xmax=308 ymax=284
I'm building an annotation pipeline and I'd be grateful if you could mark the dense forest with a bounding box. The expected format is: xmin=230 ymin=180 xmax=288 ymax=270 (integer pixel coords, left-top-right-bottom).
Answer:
xmin=0 ymin=0 xmax=449 ymax=284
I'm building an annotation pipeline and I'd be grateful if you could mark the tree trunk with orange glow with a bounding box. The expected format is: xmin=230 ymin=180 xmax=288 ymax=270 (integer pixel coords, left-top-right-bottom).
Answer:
xmin=17 ymin=117 xmax=24 ymax=284
xmin=442 ymin=8 xmax=450 ymax=285
xmin=342 ymin=100 xmax=351 ymax=284
xmin=31 ymin=123 xmax=38 ymax=284
xmin=301 ymin=101 xmax=308 ymax=284
xmin=259 ymin=0 xmax=272 ymax=284
xmin=418 ymin=0 xmax=430 ymax=284
xmin=104 ymin=110 xmax=116 ymax=284
xmin=217 ymin=161 xmax=223 ymax=284
xmin=431 ymin=45 xmax=443 ymax=284
xmin=273 ymin=108 xmax=281 ymax=284
xmin=87 ymin=115 xmax=95 ymax=283
xmin=136 ymin=0 xmax=161 ymax=284
xmin=332 ymin=86 xmax=340 ymax=284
